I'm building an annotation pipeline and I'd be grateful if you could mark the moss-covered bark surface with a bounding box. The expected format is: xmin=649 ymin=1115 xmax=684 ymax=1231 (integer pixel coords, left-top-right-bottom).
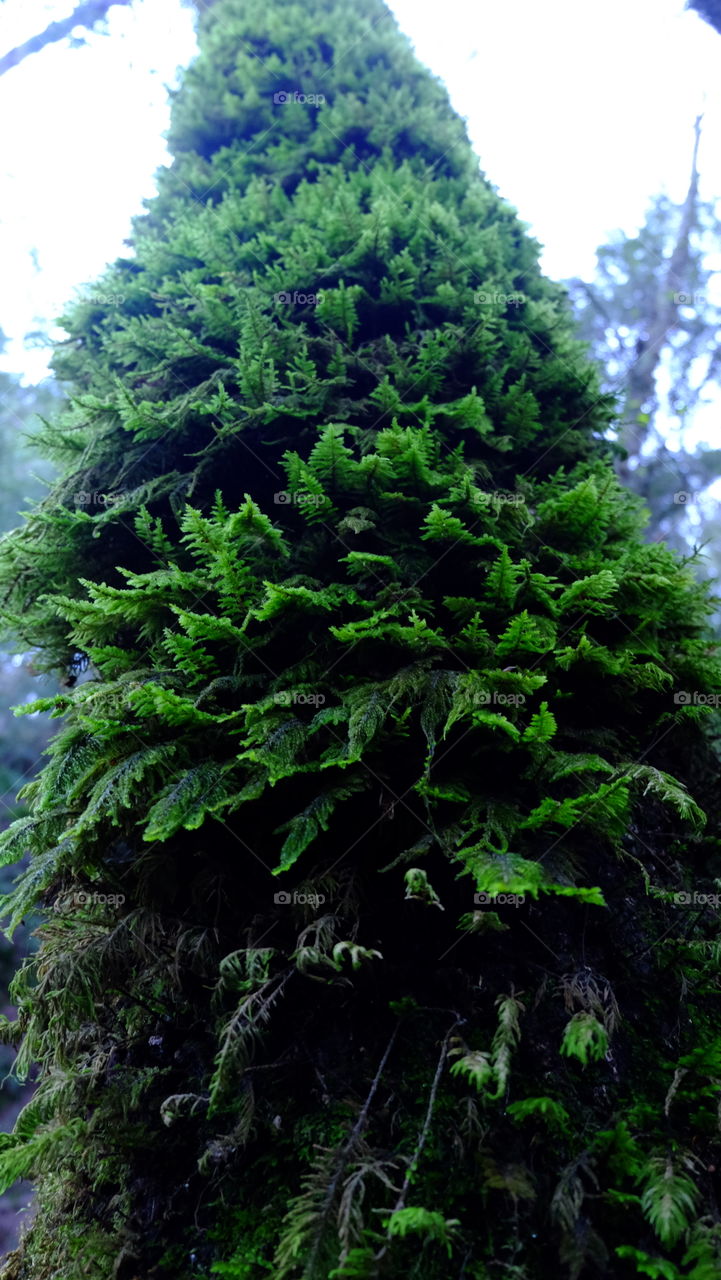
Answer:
xmin=0 ymin=2 xmax=720 ymax=1277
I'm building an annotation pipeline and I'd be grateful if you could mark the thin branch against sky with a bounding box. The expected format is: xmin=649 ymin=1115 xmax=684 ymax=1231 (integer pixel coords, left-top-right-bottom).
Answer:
xmin=0 ymin=1 xmax=133 ymax=78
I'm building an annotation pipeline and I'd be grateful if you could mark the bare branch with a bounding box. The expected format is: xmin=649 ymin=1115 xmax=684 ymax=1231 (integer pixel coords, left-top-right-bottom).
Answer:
xmin=375 ymin=1017 xmax=462 ymax=1261
xmin=687 ymin=0 xmax=721 ymax=34
xmin=0 ymin=0 xmax=133 ymax=78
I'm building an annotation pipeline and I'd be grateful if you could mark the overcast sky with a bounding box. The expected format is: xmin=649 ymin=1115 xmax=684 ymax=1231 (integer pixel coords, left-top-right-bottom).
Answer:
xmin=0 ymin=0 xmax=719 ymax=388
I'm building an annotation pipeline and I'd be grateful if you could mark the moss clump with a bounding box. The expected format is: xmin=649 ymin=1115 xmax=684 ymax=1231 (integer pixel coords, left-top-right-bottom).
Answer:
xmin=0 ymin=1 xmax=720 ymax=1277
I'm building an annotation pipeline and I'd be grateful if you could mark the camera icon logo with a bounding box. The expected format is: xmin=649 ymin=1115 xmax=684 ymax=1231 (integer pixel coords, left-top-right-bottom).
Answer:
xmin=274 ymin=891 xmax=292 ymax=905
xmin=273 ymin=91 xmax=290 ymax=104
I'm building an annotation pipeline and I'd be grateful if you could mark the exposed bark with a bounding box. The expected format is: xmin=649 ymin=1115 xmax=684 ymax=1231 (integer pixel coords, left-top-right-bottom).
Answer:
xmin=0 ymin=0 xmax=133 ymax=78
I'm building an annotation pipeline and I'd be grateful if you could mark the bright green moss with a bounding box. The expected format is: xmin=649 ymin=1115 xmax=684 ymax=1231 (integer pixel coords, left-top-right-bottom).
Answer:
xmin=0 ymin=2 xmax=720 ymax=1278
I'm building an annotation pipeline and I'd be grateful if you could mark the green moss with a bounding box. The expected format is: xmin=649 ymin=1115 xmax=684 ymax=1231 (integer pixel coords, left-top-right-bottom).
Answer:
xmin=0 ymin=1 xmax=720 ymax=1278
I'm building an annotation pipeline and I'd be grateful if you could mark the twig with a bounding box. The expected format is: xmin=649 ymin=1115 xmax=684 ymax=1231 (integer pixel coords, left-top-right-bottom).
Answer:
xmin=304 ymin=1023 xmax=400 ymax=1275
xmin=0 ymin=2 xmax=133 ymax=78
xmin=375 ymin=1017 xmax=462 ymax=1260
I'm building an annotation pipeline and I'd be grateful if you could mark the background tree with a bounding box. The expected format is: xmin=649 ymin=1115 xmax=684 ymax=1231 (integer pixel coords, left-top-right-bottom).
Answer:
xmin=0 ymin=335 xmax=57 ymax=531
xmin=0 ymin=2 xmax=719 ymax=1279
xmin=563 ymin=119 xmax=721 ymax=590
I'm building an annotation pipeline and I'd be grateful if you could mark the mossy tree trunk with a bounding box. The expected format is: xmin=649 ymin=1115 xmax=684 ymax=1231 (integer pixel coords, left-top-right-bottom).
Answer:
xmin=0 ymin=3 xmax=720 ymax=1278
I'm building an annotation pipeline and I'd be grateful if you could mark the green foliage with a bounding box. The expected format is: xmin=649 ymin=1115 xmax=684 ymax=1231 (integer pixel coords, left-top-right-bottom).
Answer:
xmin=383 ymin=1207 xmax=459 ymax=1255
xmin=615 ymin=1245 xmax=681 ymax=1279
xmin=0 ymin=1117 xmax=87 ymax=1194
xmin=0 ymin=1 xmax=718 ymax=1278
xmin=403 ymin=867 xmax=444 ymax=909
xmin=638 ymin=1156 xmax=700 ymax=1247
xmin=522 ymin=701 xmax=557 ymax=744
xmin=682 ymin=1218 xmax=721 ymax=1280
xmin=560 ymin=1012 xmax=610 ymax=1066
xmin=506 ymin=1096 xmax=570 ymax=1129
xmin=450 ymin=992 xmax=524 ymax=1100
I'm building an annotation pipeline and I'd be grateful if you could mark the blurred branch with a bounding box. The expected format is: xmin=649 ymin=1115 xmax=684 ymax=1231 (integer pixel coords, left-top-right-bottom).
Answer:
xmin=574 ymin=279 xmax=627 ymax=355
xmin=0 ymin=0 xmax=133 ymax=77
xmin=687 ymin=0 xmax=721 ymax=34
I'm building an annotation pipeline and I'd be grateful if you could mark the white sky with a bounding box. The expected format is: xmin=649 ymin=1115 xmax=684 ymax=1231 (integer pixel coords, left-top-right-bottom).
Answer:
xmin=0 ymin=0 xmax=720 ymax=396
